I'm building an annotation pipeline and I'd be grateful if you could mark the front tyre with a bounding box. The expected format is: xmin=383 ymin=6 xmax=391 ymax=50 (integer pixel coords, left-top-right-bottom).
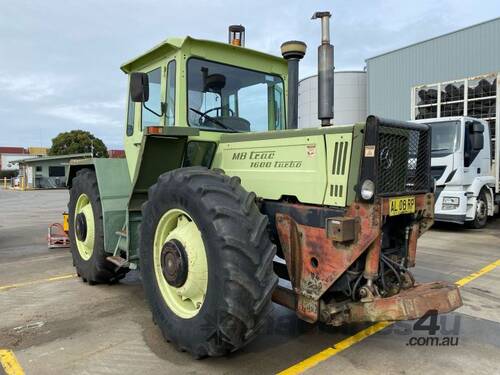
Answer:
xmin=68 ymin=168 xmax=127 ymax=284
xmin=140 ymin=167 xmax=277 ymax=357
xmin=467 ymin=190 xmax=488 ymax=229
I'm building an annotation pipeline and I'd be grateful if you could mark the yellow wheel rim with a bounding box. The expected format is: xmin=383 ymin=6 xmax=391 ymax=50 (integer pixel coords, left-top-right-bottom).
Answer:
xmin=153 ymin=208 xmax=208 ymax=319
xmin=74 ymin=193 xmax=95 ymax=261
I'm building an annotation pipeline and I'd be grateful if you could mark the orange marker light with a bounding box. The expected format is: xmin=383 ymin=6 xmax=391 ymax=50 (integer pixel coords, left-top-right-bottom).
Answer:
xmin=146 ymin=126 xmax=164 ymax=135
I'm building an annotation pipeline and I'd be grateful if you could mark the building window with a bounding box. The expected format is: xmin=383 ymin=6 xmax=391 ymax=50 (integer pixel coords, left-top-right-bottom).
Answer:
xmin=35 ymin=166 xmax=42 ymax=172
xmin=414 ymin=84 xmax=438 ymax=119
xmin=48 ymin=166 xmax=65 ymax=177
xmin=413 ymin=73 xmax=498 ymax=159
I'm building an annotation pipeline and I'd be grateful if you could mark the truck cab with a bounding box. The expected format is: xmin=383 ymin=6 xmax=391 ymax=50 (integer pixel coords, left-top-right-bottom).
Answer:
xmin=416 ymin=116 xmax=499 ymax=228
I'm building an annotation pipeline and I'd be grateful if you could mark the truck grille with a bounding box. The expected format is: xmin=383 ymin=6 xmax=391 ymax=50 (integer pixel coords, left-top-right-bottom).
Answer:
xmin=359 ymin=116 xmax=432 ymax=198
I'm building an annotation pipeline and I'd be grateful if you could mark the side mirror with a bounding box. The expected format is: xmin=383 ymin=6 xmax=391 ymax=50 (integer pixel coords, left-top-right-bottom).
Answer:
xmin=471 ymin=121 xmax=484 ymax=134
xmin=130 ymin=72 xmax=149 ymax=102
xmin=471 ymin=132 xmax=484 ymax=150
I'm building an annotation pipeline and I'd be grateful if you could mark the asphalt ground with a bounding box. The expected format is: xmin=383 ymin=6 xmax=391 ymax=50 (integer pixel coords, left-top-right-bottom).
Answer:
xmin=1 ymin=188 xmax=499 ymax=374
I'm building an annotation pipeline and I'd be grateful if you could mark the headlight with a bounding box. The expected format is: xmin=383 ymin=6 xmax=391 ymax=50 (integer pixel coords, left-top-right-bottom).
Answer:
xmin=443 ymin=197 xmax=459 ymax=205
xmin=442 ymin=196 xmax=459 ymax=210
xmin=361 ymin=179 xmax=375 ymax=200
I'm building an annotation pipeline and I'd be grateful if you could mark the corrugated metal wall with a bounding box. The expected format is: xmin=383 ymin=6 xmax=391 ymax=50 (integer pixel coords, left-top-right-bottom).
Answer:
xmin=367 ymin=17 xmax=500 ymax=120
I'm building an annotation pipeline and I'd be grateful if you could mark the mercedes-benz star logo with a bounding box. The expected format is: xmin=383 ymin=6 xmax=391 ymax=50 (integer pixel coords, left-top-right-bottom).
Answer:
xmin=380 ymin=147 xmax=393 ymax=170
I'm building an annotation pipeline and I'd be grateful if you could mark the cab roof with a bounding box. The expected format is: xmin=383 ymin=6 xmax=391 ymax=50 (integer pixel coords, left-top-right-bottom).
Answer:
xmin=120 ymin=36 xmax=287 ymax=73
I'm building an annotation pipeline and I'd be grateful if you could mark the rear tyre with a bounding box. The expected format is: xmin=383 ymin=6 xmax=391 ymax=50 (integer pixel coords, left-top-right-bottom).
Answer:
xmin=140 ymin=167 xmax=277 ymax=358
xmin=68 ymin=168 xmax=127 ymax=284
xmin=467 ymin=189 xmax=488 ymax=229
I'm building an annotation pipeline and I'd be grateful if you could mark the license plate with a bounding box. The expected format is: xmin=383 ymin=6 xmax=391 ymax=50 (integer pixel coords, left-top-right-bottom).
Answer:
xmin=389 ymin=196 xmax=416 ymax=216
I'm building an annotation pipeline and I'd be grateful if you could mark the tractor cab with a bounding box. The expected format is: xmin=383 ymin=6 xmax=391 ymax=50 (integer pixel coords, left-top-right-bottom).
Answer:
xmin=120 ymin=36 xmax=290 ymax=177
xmin=121 ymin=36 xmax=288 ymax=134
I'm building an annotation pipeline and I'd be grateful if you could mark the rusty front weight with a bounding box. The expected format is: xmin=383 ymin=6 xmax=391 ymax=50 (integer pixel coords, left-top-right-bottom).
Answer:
xmin=323 ymin=281 xmax=462 ymax=325
xmin=274 ymin=201 xmax=381 ymax=322
xmin=273 ymin=193 xmax=435 ymax=323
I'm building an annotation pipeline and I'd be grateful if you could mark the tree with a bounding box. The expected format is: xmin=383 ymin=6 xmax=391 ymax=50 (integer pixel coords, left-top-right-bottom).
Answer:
xmin=48 ymin=130 xmax=109 ymax=158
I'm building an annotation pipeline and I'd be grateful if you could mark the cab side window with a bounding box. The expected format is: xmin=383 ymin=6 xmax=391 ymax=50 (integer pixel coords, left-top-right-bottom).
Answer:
xmin=141 ymin=68 xmax=162 ymax=129
xmin=464 ymin=121 xmax=484 ymax=167
xmin=126 ymin=94 xmax=135 ymax=136
xmin=166 ymin=60 xmax=176 ymax=126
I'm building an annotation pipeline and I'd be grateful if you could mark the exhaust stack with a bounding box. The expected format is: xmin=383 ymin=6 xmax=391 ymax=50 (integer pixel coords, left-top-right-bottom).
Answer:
xmin=281 ymin=41 xmax=307 ymax=130
xmin=312 ymin=11 xmax=334 ymax=126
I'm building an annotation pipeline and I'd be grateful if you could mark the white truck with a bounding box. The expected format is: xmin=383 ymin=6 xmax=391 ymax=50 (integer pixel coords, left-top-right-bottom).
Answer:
xmin=416 ymin=116 xmax=499 ymax=228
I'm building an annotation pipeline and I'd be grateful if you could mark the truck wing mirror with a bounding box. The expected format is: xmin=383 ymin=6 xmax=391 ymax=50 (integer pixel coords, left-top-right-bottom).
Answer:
xmin=467 ymin=121 xmax=484 ymax=133
xmin=130 ymin=72 xmax=149 ymax=102
xmin=472 ymin=122 xmax=484 ymax=133
xmin=471 ymin=132 xmax=484 ymax=150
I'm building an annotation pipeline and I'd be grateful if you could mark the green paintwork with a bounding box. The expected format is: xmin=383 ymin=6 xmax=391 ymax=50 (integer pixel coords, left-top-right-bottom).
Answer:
xmin=120 ymin=37 xmax=286 ymax=74
xmin=75 ymin=193 xmax=94 ymax=260
xmin=346 ymin=123 xmax=366 ymax=204
xmin=69 ymin=158 xmax=131 ymax=254
xmin=153 ymin=208 xmax=208 ymax=319
xmin=214 ymin=135 xmax=328 ymax=204
xmin=324 ymin=133 xmax=353 ymax=206
xmin=212 ymin=125 xmax=355 ymax=206
xmin=219 ymin=124 xmax=353 ymax=143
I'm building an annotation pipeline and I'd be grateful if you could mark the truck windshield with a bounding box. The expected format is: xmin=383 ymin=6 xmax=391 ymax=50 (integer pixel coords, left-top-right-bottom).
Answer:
xmin=187 ymin=58 xmax=285 ymax=132
xmin=427 ymin=120 xmax=461 ymax=157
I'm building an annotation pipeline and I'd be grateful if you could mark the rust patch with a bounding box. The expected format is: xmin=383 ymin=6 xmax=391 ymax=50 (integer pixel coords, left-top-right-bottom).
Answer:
xmin=275 ymin=202 xmax=381 ymax=322
xmin=363 ymin=234 xmax=382 ymax=280
xmin=407 ymin=223 xmax=419 ymax=267
xmin=323 ymin=281 xmax=463 ymax=324
xmin=273 ymin=194 xmax=435 ymax=323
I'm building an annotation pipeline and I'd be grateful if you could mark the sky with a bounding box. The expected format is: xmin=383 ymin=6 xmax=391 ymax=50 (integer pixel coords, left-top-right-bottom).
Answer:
xmin=1 ymin=0 xmax=500 ymax=149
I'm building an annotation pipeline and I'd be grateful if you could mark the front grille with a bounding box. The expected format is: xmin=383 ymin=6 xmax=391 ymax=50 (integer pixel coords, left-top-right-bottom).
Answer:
xmin=377 ymin=124 xmax=431 ymax=195
xmin=330 ymin=138 xmax=349 ymax=200
xmin=359 ymin=116 xmax=432 ymax=199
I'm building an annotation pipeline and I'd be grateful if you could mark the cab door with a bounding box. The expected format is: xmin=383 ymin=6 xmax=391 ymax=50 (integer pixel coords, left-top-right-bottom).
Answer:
xmin=124 ymin=64 xmax=166 ymax=180
xmin=463 ymin=119 xmax=489 ymax=185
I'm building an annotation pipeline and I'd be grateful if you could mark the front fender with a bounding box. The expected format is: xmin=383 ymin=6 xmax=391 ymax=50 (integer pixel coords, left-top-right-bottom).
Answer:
xmin=68 ymin=158 xmax=131 ymax=253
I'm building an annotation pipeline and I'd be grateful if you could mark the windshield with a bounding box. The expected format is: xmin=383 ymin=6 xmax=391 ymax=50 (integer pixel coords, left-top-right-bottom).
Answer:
xmin=187 ymin=58 xmax=285 ymax=132
xmin=426 ymin=120 xmax=461 ymax=157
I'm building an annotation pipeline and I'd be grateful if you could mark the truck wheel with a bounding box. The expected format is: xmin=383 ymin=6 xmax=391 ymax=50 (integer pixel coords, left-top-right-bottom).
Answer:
xmin=140 ymin=167 xmax=277 ymax=358
xmin=467 ymin=190 xmax=488 ymax=229
xmin=68 ymin=168 xmax=127 ymax=284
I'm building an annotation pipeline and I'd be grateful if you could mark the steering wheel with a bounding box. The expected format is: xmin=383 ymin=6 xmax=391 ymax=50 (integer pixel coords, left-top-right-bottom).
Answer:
xmin=198 ymin=107 xmax=235 ymax=126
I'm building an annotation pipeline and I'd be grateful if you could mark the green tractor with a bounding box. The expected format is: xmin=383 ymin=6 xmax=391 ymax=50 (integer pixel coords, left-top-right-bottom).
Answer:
xmin=67 ymin=12 xmax=462 ymax=357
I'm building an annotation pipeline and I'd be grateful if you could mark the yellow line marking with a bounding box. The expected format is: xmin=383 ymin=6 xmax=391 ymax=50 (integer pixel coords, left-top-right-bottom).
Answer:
xmin=454 ymin=259 xmax=500 ymax=287
xmin=276 ymin=322 xmax=391 ymax=375
xmin=0 ymin=274 xmax=76 ymax=292
xmin=278 ymin=258 xmax=500 ymax=375
xmin=0 ymin=349 xmax=25 ymax=375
